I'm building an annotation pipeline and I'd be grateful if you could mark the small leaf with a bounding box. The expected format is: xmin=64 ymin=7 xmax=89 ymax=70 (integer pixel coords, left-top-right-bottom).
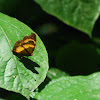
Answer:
xmin=35 ymin=0 xmax=100 ymax=37
xmin=37 ymin=72 xmax=100 ymax=100
xmin=47 ymin=68 xmax=69 ymax=80
xmin=0 ymin=13 xmax=49 ymax=99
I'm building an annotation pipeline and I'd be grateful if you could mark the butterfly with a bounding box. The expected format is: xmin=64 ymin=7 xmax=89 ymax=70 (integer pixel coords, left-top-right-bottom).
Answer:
xmin=12 ymin=33 xmax=36 ymax=56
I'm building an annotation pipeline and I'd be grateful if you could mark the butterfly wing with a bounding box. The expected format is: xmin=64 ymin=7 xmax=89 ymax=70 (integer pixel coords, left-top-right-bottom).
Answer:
xmin=12 ymin=33 xmax=36 ymax=56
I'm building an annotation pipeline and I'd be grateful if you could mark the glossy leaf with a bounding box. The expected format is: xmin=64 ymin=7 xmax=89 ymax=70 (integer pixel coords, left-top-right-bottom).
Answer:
xmin=47 ymin=68 xmax=69 ymax=80
xmin=37 ymin=72 xmax=100 ymax=100
xmin=0 ymin=13 xmax=49 ymax=100
xmin=35 ymin=0 xmax=100 ymax=37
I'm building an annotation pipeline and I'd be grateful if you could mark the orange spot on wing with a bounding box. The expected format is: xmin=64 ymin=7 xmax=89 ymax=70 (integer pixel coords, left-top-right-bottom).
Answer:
xmin=15 ymin=46 xmax=24 ymax=53
xmin=22 ymin=44 xmax=35 ymax=48
xmin=23 ymin=39 xmax=36 ymax=44
xmin=15 ymin=44 xmax=35 ymax=53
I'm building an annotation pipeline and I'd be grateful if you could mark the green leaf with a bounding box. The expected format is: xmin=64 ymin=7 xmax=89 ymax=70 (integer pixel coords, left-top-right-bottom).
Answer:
xmin=37 ymin=72 xmax=100 ymax=100
xmin=34 ymin=0 xmax=100 ymax=37
xmin=47 ymin=68 xmax=69 ymax=80
xmin=0 ymin=13 xmax=49 ymax=100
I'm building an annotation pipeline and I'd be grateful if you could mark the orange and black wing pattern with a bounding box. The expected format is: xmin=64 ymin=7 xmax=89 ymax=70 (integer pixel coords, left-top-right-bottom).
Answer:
xmin=12 ymin=33 xmax=36 ymax=56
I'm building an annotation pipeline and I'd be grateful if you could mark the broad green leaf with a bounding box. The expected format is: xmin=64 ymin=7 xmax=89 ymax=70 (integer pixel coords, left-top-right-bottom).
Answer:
xmin=37 ymin=72 xmax=100 ymax=100
xmin=0 ymin=13 xmax=49 ymax=100
xmin=35 ymin=0 xmax=100 ymax=37
xmin=47 ymin=68 xmax=69 ymax=80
